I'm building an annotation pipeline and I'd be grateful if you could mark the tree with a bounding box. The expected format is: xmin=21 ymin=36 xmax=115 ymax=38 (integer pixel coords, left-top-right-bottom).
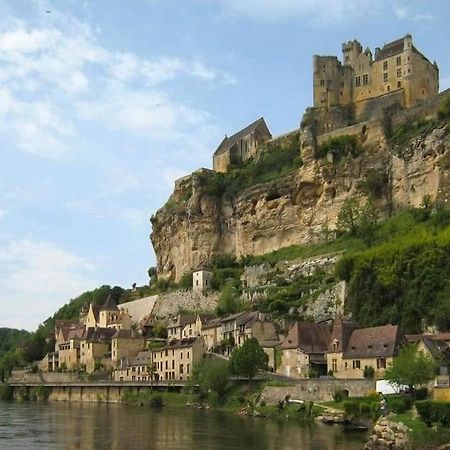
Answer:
xmin=190 ymin=358 xmax=230 ymax=400
xmin=216 ymin=285 xmax=241 ymax=317
xmin=337 ymin=198 xmax=361 ymax=235
xmin=385 ymin=344 xmax=437 ymax=401
xmin=229 ymin=338 xmax=268 ymax=380
xmin=148 ymin=267 xmax=157 ymax=285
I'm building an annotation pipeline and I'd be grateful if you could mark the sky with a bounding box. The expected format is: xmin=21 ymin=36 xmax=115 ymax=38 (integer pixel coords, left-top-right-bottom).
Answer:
xmin=0 ymin=0 xmax=449 ymax=330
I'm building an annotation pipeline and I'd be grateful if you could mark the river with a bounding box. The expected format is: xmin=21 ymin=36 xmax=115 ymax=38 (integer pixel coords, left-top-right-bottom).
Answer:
xmin=0 ymin=401 xmax=367 ymax=450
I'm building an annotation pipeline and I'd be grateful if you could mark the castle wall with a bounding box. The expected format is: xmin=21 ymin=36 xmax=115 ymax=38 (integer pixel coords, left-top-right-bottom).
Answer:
xmin=213 ymin=150 xmax=231 ymax=173
xmin=355 ymin=89 xmax=404 ymax=122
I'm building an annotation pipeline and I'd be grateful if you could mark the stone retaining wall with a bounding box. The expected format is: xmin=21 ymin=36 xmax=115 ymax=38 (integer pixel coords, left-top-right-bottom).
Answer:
xmin=365 ymin=418 xmax=409 ymax=450
xmin=261 ymin=379 xmax=376 ymax=403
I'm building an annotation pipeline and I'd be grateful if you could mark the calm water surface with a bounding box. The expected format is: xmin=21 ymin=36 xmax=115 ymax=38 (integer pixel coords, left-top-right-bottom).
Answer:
xmin=0 ymin=401 xmax=367 ymax=450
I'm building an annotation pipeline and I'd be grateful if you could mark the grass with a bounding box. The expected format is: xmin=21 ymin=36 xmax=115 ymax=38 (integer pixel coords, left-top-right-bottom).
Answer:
xmin=391 ymin=413 xmax=450 ymax=449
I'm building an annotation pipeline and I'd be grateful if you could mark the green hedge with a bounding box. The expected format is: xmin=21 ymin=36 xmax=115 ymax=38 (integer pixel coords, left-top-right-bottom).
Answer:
xmin=416 ymin=400 xmax=450 ymax=427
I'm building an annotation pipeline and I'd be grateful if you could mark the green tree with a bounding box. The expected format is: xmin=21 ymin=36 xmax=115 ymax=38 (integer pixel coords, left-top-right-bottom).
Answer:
xmin=216 ymin=285 xmax=241 ymax=317
xmin=385 ymin=344 xmax=437 ymax=401
xmin=190 ymin=358 xmax=230 ymax=400
xmin=229 ymin=338 xmax=268 ymax=380
xmin=337 ymin=198 xmax=361 ymax=235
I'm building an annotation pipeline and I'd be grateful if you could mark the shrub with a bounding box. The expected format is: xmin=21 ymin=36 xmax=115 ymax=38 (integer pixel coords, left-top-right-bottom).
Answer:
xmin=360 ymin=402 xmax=371 ymax=416
xmin=363 ymin=366 xmax=375 ymax=379
xmin=343 ymin=400 xmax=359 ymax=416
xmin=417 ymin=400 xmax=450 ymax=427
xmin=388 ymin=397 xmax=410 ymax=414
xmin=332 ymin=389 xmax=347 ymax=402
xmin=314 ymin=135 xmax=361 ymax=161
xmin=438 ymin=95 xmax=450 ymax=120
xmin=0 ymin=384 xmax=13 ymax=401
xmin=149 ymin=394 xmax=164 ymax=408
xmin=415 ymin=387 xmax=428 ymax=401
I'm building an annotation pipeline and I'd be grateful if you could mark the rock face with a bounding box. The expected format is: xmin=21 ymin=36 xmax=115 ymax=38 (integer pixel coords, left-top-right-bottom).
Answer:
xmin=151 ymin=120 xmax=450 ymax=281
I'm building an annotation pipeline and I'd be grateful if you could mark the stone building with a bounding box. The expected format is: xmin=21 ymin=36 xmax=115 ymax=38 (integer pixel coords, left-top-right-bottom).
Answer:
xmin=152 ymin=336 xmax=206 ymax=381
xmin=326 ymin=319 xmax=405 ymax=379
xmin=192 ymin=268 xmax=213 ymax=292
xmin=213 ymin=117 xmax=272 ymax=173
xmin=313 ymin=34 xmax=439 ymax=119
xmin=79 ymin=327 xmax=117 ymax=373
xmin=111 ymin=329 xmax=145 ymax=368
xmin=279 ymin=322 xmax=331 ymax=378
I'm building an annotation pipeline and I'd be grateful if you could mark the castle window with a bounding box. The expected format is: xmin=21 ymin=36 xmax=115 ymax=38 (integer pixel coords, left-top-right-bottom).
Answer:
xmin=383 ymin=61 xmax=388 ymax=70
xmin=363 ymin=74 xmax=369 ymax=85
xmin=396 ymin=56 xmax=401 ymax=66
xmin=383 ymin=73 xmax=388 ymax=82
xmin=355 ymin=76 xmax=361 ymax=87
xmin=332 ymin=358 xmax=337 ymax=372
xmin=320 ymin=79 xmax=325 ymax=86
xmin=387 ymin=85 xmax=391 ymax=91
xmin=397 ymin=69 xmax=402 ymax=78
xmin=397 ymin=81 xmax=401 ymax=88
xmin=353 ymin=360 xmax=361 ymax=370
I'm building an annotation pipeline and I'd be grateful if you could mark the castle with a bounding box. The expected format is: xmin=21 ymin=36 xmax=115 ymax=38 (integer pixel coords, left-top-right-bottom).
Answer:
xmin=313 ymin=34 xmax=439 ymax=115
xmin=213 ymin=34 xmax=439 ymax=173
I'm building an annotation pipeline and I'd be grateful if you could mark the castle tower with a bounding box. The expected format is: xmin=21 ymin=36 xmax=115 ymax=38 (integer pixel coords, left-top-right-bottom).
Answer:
xmin=341 ymin=39 xmax=363 ymax=68
xmin=402 ymin=33 xmax=414 ymax=107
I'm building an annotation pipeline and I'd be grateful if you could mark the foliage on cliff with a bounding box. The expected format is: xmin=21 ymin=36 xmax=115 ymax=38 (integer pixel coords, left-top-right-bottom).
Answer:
xmin=198 ymin=133 xmax=302 ymax=199
xmin=336 ymin=207 xmax=450 ymax=333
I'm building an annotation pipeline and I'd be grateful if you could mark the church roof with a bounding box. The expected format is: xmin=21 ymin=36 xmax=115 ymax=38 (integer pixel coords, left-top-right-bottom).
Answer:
xmin=213 ymin=117 xmax=269 ymax=156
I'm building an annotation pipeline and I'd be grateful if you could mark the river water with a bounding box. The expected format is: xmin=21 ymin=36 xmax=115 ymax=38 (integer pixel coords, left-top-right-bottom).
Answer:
xmin=0 ymin=401 xmax=367 ymax=450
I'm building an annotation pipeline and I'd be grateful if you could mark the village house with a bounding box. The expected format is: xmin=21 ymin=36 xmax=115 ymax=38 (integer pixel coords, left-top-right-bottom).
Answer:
xmin=114 ymin=350 xmax=152 ymax=382
xmin=57 ymin=326 xmax=85 ymax=370
xmin=168 ymin=313 xmax=214 ymax=342
xmin=327 ymin=319 xmax=405 ymax=379
xmin=201 ymin=318 xmax=222 ymax=351
xmin=212 ymin=118 xmax=272 ymax=173
xmin=192 ymin=268 xmax=213 ymax=292
xmin=111 ymin=329 xmax=145 ymax=368
xmin=152 ymin=336 xmax=205 ymax=381
xmin=79 ymin=327 xmax=117 ymax=373
xmin=279 ymin=322 xmax=331 ymax=378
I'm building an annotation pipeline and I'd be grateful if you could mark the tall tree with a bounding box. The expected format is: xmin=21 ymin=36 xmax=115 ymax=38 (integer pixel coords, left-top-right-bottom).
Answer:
xmin=385 ymin=344 xmax=437 ymax=400
xmin=230 ymin=338 xmax=268 ymax=380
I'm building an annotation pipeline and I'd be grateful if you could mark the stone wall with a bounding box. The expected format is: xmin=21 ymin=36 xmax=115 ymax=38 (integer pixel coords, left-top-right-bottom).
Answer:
xmin=153 ymin=290 xmax=219 ymax=318
xmin=9 ymin=370 xmax=80 ymax=384
xmin=391 ymin=88 xmax=450 ymax=128
xmin=261 ymin=379 xmax=375 ymax=403
xmin=355 ymin=90 xmax=404 ymax=122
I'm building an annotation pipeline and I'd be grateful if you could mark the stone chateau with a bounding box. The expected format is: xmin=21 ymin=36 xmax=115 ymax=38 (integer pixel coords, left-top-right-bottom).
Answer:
xmin=212 ymin=34 xmax=438 ymax=173
xmin=313 ymin=34 xmax=438 ymax=113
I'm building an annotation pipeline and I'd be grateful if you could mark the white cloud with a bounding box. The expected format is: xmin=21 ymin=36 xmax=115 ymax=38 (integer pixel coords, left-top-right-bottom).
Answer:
xmin=0 ymin=13 xmax=234 ymax=159
xmin=0 ymin=239 xmax=98 ymax=329
xmin=394 ymin=5 xmax=433 ymax=21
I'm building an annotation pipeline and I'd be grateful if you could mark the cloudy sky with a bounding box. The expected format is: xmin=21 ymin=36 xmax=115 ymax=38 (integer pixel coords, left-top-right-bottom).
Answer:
xmin=0 ymin=0 xmax=449 ymax=330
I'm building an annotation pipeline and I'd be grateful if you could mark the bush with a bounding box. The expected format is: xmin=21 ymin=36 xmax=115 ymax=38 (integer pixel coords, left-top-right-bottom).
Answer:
xmin=388 ymin=397 xmax=411 ymax=414
xmin=314 ymin=135 xmax=361 ymax=161
xmin=363 ymin=366 xmax=375 ymax=379
xmin=0 ymin=384 xmax=13 ymax=401
xmin=149 ymin=394 xmax=164 ymax=408
xmin=417 ymin=400 xmax=450 ymax=427
xmin=360 ymin=402 xmax=371 ymax=416
xmin=438 ymin=95 xmax=450 ymax=120
xmin=415 ymin=387 xmax=428 ymax=401
xmin=332 ymin=389 xmax=347 ymax=402
xmin=343 ymin=400 xmax=359 ymax=416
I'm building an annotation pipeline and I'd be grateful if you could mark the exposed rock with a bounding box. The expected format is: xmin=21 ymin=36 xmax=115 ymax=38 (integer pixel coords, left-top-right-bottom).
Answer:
xmin=151 ymin=121 xmax=450 ymax=281
xmin=365 ymin=418 xmax=410 ymax=450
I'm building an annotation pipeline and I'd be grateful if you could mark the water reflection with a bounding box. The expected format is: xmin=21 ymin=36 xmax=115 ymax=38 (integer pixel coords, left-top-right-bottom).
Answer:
xmin=0 ymin=402 xmax=367 ymax=450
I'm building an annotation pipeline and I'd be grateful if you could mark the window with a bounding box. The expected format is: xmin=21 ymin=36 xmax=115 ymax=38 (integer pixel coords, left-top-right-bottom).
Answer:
xmin=355 ymin=76 xmax=361 ymax=87
xmin=172 ymin=360 xmax=175 ymax=369
xmin=383 ymin=73 xmax=388 ymax=82
xmin=165 ymin=361 xmax=168 ymax=369
xmin=377 ymin=358 xmax=386 ymax=369
xmin=363 ymin=74 xmax=369 ymax=85
xmin=383 ymin=61 xmax=388 ymax=70
xmin=180 ymin=352 xmax=183 ymax=360
xmin=397 ymin=68 xmax=402 ymax=78
xmin=320 ymin=79 xmax=325 ymax=86
xmin=396 ymin=56 xmax=401 ymax=66
xmin=180 ymin=364 xmax=184 ymax=374
xmin=397 ymin=81 xmax=401 ymax=88
xmin=353 ymin=360 xmax=361 ymax=369
xmin=187 ymin=352 xmax=190 ymax=359
xmin=332 ymin=358 xmax=337 ymax=372
xmin=187 ymin=363 xmax=190 ymax=374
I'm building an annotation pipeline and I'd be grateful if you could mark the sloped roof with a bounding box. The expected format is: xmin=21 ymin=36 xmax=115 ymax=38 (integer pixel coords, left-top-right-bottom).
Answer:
xmin=374 ymin=35 xmax=427 ymax=62
xmin=100 ymin=294 xmax=119 ymax=312
xmin=66 ymin=327 xmax=85 ymax=341
xmin=112 ymin=329 xmax=141 ymax=339
xmin=168 ymin=314 xmax=196 ymax=329
xmin=328 ymin=317 xmax=358 ymax=353
xmin=153 ymin=337 xmax=201 ymax=352
xmin=213 ymin=117 xmax=270 ymax=156
xmin=282 ymin=322 xmax=331 ymax=353
xmin=202 ymin=318 xmax=222 ymax=330
xmin=82 ymin=327 xmax=116 ymax=343
xmin=342 ymin=324 xmax=403 ymax=359
xmin=236 ymin=311 xmax=259 ymax=328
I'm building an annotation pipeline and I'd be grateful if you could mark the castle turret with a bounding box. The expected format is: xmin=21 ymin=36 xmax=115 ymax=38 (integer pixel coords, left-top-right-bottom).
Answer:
xmin=341 ymin=39 xmax=362 ymax=68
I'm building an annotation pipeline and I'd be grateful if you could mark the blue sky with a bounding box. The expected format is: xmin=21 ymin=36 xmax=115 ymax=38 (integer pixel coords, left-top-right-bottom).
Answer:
xmin=0 ymin=0 xmax=449 ymax=330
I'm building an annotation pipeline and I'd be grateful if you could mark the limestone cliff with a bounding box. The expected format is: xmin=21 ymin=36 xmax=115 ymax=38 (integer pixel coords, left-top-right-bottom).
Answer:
xmin=151 ymin=104 xmax=450 ymax=282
